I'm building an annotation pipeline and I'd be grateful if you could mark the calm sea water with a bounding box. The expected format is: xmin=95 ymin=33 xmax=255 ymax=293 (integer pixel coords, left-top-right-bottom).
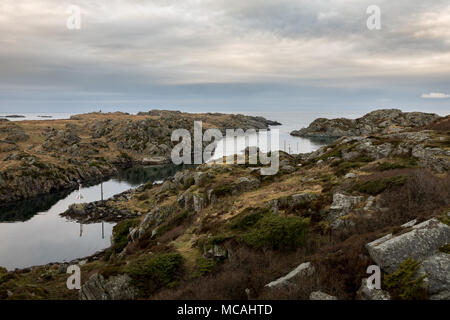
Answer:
xmin=0 ymin=165 xmax=187 ymax=271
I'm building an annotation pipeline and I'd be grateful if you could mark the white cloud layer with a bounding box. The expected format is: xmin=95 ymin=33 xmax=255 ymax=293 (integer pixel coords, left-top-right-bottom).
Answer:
xmin=421 ymin=92 xmax=450 ymax=99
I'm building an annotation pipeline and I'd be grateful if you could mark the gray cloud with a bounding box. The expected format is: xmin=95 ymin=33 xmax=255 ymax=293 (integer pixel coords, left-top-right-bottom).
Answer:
xmin=0 ymin=0 xmax=449 ymax=114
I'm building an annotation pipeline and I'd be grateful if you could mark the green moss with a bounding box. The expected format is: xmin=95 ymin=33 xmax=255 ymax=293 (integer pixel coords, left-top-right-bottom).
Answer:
xmin=184 ymin=176 xmax=195 ymax=189
xmin=242 ymin=215 xmax=309 ymax=250
xmin=352 ymin=175 xmax=408 ymax=195
xmin=439 ymin=244 xmax=450 ymax=254
xmin=124 ymin=252 xmax=184 ymax=295
xmin=384 ymin=258 xmax=428 ymax=300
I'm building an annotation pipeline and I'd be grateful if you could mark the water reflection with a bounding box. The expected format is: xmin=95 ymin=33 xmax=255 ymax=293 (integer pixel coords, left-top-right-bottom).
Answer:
xmin=0 ymin=164 xmax=187 ymax=270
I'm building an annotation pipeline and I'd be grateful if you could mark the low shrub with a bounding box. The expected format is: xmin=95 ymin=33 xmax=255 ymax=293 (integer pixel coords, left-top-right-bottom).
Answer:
xmin=191 ymin=257 xmax=217 ymax=278
xmin=125 ymin=252 xmax=184 ymax=296
xmin=242 ymin=215 xmax=309 ymax=250
xmin=229 ymin=208 xmax=268 ymax=231
xmin=109 ymin=219 xmax=140 ymax=255
xmin=384 ymin=258 xmax=428 ymax=300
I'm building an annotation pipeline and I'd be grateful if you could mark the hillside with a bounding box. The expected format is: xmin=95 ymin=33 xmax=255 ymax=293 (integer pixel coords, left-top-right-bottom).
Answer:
xmin=1 ymin=110 xmax=448 ymax=300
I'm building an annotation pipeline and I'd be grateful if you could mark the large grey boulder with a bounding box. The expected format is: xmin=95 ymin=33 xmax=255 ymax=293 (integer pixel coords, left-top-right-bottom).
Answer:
xmin=366 ymin=219 xmax=450 ymax=273
xmin=80 ymin=273 xmax=137 ymax=300
xmin=418 ymin=253 xmax=450 ymax=299
xmin=265 ymin=262 xmax=315 ymax=289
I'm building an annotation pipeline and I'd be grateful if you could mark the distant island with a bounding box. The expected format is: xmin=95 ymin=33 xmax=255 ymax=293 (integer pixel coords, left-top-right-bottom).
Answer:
xmin=0 ymin=115 xmax=25 ymax=118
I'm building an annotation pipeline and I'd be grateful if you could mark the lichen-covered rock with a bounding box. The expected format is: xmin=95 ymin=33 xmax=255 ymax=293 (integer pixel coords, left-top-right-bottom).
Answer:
xmin=265 ymin=262 xmax=315 ymax=289
xmin=232 ymin=177 xmax=260 ymax=194
xmin=80 ymin=273 xmax=137 ymax=300
xmin=309 ymin=291 xmax=338 ymax=300
xmin=366 ymin=219 xmax=450 ymax=273
xmin=328 ymin=193 xmax=364 ymax=222
xmin=356 ymin=278 xmax=390 ymax=300
xmin=418 ymin=253 xmax=450 ymax=298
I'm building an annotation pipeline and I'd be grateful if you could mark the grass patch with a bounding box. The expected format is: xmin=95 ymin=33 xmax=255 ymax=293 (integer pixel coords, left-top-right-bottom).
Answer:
xmin=384 ymin=258 xmax=428 ymax=300
xmin=352 ymin=176 xmax=408 ymax=195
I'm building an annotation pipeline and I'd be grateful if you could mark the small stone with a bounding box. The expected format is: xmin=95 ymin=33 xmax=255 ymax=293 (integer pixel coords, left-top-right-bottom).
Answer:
xmin=344 ymin=172 xmax=356 ymax=179
xmin=309 ymin=291 xmax=338 ymax=300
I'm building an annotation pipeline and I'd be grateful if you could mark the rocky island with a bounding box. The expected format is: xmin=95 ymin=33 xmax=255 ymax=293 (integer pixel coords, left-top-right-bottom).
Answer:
xmin=0 ymin=109 xmax=449 ymax=301
xmin=291 ymin=109 xmax=440 ymax=138
xmin=0 ymin=110 xmax=278 ymax=203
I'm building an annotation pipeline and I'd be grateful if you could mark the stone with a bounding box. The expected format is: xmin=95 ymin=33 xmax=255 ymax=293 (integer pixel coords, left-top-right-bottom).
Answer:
xmin=418 ymin=253 xmax=450 ymax=297
xmin=265 ymin=262 xmax=315 ymax=289
xmin=328 ymin=193 xmax=364 ymax=221
xmin=309 ymin=291 xmax=338 ymax=300
xmin=366 ymin=219 xmax=450 ymax=273
xmin=356 ymin=278 xmax=390 ymax=300
xmin=344 ymin=172 xmax=357 ymax=179
xmin=80 ymin=273 xmax=137 ymax=300
xmin=363 ymin=196 xmax=375 ymax=211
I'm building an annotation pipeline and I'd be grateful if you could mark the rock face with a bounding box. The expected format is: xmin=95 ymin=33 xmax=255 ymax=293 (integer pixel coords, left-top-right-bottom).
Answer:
xmin=265 ymin=262 xmax=315 ymax=289
xmin=80 ymin=273 xmax=137 ymax=300
xmin=366 ymin=219 xmax=450 ymax=299
xmin=291 ymin=109 xmax=440 ymax=138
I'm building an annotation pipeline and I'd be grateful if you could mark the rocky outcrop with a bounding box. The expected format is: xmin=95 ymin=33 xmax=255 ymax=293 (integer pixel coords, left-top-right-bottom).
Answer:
xmin=291 ymin=109 xmax=440 ymax=138
xmin=366 ymin=218 xmax=450 ymax=299
xmin=61 ymin=190 xmax=137 ymax=223
xmin=265 ymin=262 xmax=315 ymax=289
xmin=309 ymin=291 xmax=338 ymax=300
xmin=80 ymin=273 xmax=137 ymax=300
xmin=327 ymin=193 xmax=364 ymax=229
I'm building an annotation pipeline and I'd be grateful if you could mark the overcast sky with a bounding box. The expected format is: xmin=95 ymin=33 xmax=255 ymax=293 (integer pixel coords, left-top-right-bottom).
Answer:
xmin=0 ymin=0 xmax=449 ymax=115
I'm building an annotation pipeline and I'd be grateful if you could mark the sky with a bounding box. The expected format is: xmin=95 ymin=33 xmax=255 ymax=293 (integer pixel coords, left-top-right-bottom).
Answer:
xmin=0 ymin=0 xmax=449 ymax=115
